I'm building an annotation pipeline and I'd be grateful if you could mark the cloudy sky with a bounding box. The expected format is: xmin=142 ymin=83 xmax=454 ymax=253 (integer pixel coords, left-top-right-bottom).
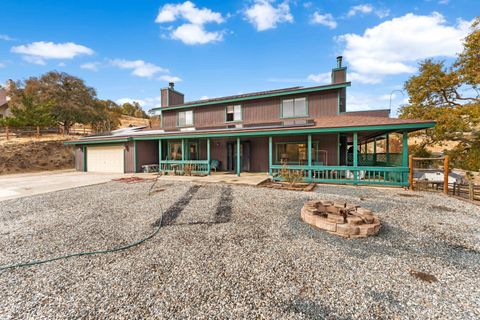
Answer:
xmin=0 ymin=0 xmax=476 ymax=114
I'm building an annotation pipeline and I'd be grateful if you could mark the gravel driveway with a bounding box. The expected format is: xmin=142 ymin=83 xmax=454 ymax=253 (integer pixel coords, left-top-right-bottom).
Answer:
xmin=1 ymin=180 xmax=479 ymax=319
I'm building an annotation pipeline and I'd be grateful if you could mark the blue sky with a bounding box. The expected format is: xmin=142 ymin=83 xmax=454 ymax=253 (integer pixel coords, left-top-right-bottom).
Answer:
xmin=0 ymin=0 xmax=477 ymax=115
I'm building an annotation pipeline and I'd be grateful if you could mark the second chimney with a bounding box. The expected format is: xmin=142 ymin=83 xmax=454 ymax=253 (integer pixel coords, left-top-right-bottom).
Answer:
xmin=331 ymin=56 xmax=347 ymax=84
xmin=161 ymin=82 xmax=184 ymax=107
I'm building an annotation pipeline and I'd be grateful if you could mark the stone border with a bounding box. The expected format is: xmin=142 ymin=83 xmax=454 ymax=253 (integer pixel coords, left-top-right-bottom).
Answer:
xmin=300 ymin=200 xmax=381 ymax=238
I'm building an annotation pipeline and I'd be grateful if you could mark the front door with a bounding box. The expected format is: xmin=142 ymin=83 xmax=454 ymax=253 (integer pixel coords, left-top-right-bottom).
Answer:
xmin=226 ymin=141 xmax=251 ymax=172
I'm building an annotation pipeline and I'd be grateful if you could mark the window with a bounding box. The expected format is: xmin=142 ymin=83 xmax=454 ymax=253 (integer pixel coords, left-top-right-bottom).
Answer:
xmin=226 ymin=105 xmax=242 ymax=122
xmin=276 ymin=142 xmax=327 ymax=165
xmin=169 ymin=143 xmax=182 ymax=160
xmin=178 ymin=110 xmax=193 ymax=127
xmin=281 ymin=97 xmax=307 ymax=118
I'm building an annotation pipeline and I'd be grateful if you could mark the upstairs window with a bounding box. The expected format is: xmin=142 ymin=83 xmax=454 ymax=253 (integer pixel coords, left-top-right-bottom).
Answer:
xmin=281 ymin=97 xmax=307 ymax=118
xmin=178 ymin=110 xmax=193 ymax=127
xmin=226 ymin=105 xmax=242 ymax=122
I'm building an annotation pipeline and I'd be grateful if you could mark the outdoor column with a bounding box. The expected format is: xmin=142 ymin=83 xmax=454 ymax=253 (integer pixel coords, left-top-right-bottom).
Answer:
xmin=236 ymin=137 xmax=241 ymax=176
xmin=307 ymin=134 xmax=312 ymax=180
xmin=268 ymin=136 xmax=272 ymax=176
xmin=386 ymin=134 xmax=390 ymax=165
xmin=402 ymin=130 xmax=409 ymax=167
xmin=158 ymin=139 xmax=162 ymax=170
xmin=207 ymin=138 xmax=211 ymax=174
xmin=373 ymin=138 xmax=377 ymax=165
xmin=181 ymin=139 xmax=185 ymax=161
xmin=133 ymin=140 xmax=137 ymax=173
xmin=353 ymin=132 xmax=358 ymax=185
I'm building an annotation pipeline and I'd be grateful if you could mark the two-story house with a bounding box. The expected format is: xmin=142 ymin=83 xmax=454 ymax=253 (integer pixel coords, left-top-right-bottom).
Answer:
xmin=67 ymin=57 xmax=435 ymax=187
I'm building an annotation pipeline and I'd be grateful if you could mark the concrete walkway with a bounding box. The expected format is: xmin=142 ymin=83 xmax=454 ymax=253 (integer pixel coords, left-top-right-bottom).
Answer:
xmin=152 ymin=172 xmax=270 ymax=186
xmin=0 ymin=170 xmax=270 ymax=202
xmin=0 ymin=170 xmax=126 ymax=201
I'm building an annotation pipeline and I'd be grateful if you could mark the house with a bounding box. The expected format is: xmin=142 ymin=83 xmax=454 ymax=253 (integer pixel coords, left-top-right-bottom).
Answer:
xmin=66 ymin=57 xmax=435 ymax=187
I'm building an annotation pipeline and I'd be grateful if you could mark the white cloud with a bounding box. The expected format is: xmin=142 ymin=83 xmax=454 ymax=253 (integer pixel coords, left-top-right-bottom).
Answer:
xmin=57 ymin=62 xmax=66 ymax=67
xmin=244 ymin=0 xmax=293 ymax=31
xmin=311 ymin=12 xmax=337 ymax=29
xmin=111 ymin=59 xmax=168 ymax=78
xmin=347 ymin=4 xmax=389 ymax=18
xmin=171 ymin=23 xmax=223 ymax=45
xmin=116 ymin=98 xmax=147 ymax=107
xmin=200 ymin=95 xmax=210 ymax=100
xmin=338 ymin=13 xmax=471 ymax=83
xmin=347 ymin=93 xmax=400 ymax=112
xmin=0 ymin=62 xmax=5 ymax=68
xmin=158 ymin=75 xmax=182 ymax=82
xmin=11 ymin=41 xmax=94 ymax=65
xmin=81 ymin=62 xmax=101 ymax=71
xmin=0 ymin=34 xmax=14 ymax=41
xmin=155 ymin=1 xmax=225 ymax=45
xmin=306 ymin=72 xmax=331 ymax=84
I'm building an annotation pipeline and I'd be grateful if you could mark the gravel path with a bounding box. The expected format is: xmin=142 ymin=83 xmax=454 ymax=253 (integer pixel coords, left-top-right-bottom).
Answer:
xmin=0 ymin=181 xmax=479 ymax=319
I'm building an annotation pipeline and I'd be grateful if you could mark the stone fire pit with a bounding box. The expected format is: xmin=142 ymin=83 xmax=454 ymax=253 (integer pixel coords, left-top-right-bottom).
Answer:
xmin=301 ymin=200 xmax=381 ymax=238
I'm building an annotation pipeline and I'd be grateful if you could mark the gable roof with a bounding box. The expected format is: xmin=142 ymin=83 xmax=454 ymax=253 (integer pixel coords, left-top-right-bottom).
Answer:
xmin=150 ymin=82 xmax=351 ymax=112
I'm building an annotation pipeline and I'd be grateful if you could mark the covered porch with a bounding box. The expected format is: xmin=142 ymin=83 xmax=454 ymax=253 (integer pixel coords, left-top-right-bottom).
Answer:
xmin=141 ymin=125 xmax=415 ymax=187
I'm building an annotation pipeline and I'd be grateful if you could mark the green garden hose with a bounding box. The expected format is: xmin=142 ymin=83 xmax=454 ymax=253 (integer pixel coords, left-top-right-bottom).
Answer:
xmin=0 ymin=174 xmax=164 ymax=271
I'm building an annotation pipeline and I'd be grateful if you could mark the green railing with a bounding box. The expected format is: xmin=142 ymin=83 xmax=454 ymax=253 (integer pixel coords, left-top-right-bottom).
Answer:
xmin=347 ymin=153 xmax=403 ymax=166
xmin=159 ymin=160 xmax=210 ymax=174
xmin=271 ymin=165 xmax=409 ymax=186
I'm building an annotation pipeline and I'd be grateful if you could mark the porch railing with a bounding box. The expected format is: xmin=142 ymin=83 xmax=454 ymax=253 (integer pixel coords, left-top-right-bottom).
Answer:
xmin=347 ymin=153 xmax=403 ymax=167
xmin=271 ymin=165 xmax=409 ymax=186
xmin=159 ymin=160 xmax=210 ymax=175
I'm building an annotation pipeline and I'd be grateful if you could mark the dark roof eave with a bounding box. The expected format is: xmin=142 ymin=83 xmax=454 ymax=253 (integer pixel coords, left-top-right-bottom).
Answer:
xmin=65 ymin=120 xmax=435 ymax=145
xmin=150 ymin=82 xmax=351 ymax=112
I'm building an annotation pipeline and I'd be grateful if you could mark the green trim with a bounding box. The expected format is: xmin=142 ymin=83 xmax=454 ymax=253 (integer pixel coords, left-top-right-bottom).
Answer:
xmin=64 ymin=138 xmax=129 ymax=145
xmin=402 ymin=130 xmax=408 ymax=166
xmin=151 ymin=83 xmax=351 ymax=112
xmin=83 ymin=146 xmax=87 ymax=172
xmin=331 ymin=67 xmax=347 ymax=71
xmin=307 ymin=134 xmax=312 ymax=179
xmin=207 ymin=138 xmax=211 ymax=174
xmin=66 ymin=121 xmax=435 ymax=145
xmin=386 ymin=133 xmax=390 ymax=164
xmin=236 ymin=137 xmax=240 ymax=176
xmin=133 ymin=140 xmax=137 ymax=173
xmin=158 ymin=140 xmax=162 ymax=164
xmin=337 ymin=90 xmax=340 ymax=114
xmin=268 ymin=136 xmax=272 ymax=176
xmin=337 ymin=133 xmax=340 ymax=165
xmin=134 ymin=122 xmax=435 ymax=141
xmin=280 ymin=96 xmax=309 ymax=119
xmin=353 ymin=132 xmax=358 ymax=185
xmin=181 ymin=139 xmax=185 ymax=161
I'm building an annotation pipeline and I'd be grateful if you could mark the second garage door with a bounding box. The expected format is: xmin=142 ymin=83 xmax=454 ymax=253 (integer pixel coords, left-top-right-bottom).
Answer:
xmin=87 ymin=146 xmax=124 ymax=173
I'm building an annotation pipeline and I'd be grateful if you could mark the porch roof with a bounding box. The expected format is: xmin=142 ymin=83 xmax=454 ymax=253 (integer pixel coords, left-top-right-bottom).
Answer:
xmin=65 ymin=115 xmax=435 ymax=145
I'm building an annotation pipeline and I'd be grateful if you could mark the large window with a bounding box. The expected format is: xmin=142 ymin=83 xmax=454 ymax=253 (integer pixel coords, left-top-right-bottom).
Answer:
xmin=178 ymin=110 xmax=193 ymax=127
xmin=281 ymin=97 xmax=307 ymax=118
xmin=276 ymin=142 xmax=327 ymax=165
xmin=226 ymin=105 xmax=242 ymax=122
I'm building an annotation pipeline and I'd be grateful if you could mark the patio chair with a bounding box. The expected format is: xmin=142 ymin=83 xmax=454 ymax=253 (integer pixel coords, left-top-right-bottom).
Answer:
xmin=210 ymin=159 xmax=220 ymax=172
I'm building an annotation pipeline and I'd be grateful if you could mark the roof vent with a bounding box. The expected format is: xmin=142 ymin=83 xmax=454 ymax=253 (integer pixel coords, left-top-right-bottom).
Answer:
xmin=169 ymin=82 xmax=175 ymax=90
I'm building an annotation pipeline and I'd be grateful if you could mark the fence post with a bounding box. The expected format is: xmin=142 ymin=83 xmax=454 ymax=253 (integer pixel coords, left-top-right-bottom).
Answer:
xmin=443 ymin=156 xmax=449 ymax=194
xmin=409 ymin=155 xmax=413 ymax=191
xmin=6 ymin=126 xmax=9 ymax=140
xmin=36 ymin=126 xmax=40 ymax=138
xmin=469 ymin=181 xmax=474 ymax=201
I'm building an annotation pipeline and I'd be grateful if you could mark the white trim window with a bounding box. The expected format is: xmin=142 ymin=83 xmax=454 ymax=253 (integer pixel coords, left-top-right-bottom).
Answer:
xmin=226 ymin=105 xmax=242 ymax=122
xmin=282 ymin=97 xmax=307 ymax=118
xmin=178 ymin=110 xmax=193 ymax=127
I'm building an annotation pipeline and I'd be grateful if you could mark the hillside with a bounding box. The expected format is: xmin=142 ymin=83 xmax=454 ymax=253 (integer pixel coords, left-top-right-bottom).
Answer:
xmin=0 ymin=135 xmax=76 ymax=175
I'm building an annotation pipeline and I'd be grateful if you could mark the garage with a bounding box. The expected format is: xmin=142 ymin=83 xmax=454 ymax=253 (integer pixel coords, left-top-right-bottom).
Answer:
xmin=86 ymin=146 xmax=124 ymax=173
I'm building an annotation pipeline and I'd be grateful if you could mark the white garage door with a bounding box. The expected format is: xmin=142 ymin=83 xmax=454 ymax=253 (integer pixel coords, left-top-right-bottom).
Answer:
xmin=87 ymin=146 xmax=124 ymax=173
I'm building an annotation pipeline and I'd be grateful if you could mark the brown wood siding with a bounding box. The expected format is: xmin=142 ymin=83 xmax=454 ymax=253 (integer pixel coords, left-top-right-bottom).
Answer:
xmin=124 ymin=141 xmax=135 ymax=173
xmin=332 ymin=69 xmax=346 ymax=84
xmin=168 ymin=90 xmax=184 ymax=106
xmin=135 ymin=140 xmax=159 ymax=172
xmin=75 ymin=146 xmax=84 ymax=171
xmin=161 ymin=89 xmax=339 ymax=130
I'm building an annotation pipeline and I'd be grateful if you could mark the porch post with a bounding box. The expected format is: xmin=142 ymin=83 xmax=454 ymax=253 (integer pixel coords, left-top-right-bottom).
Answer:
xmin=133 ymin=140 xmax=137 ymax=173
xmin=307 ymin=134 xmax=312 ymax=180
xmin=353 ymin=132 xmax=358 ymax=185
xmin=236 ymin=137 xmax=241 ymax=176
xmin=181 ymin=139 xmax=185 ymax=161
xmin=385 ymin=134 xmax=390 ymax=166
xmin=373 ymin=138 xmax=377 ymax=165
xmin=207 ymin=138 xmax=211 ymax=174
xmin=268 ymin=136 xmax=272 ymax=176
xmin=402 ymin=130 xmax=408 ymax=167
xmin=158 ymin=139 xmax=162 ymax=170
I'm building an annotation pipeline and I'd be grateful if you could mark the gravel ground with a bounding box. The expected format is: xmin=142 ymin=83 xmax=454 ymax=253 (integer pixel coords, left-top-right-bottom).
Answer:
xmin=0 ymin=180 xmax=479 ymax=319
